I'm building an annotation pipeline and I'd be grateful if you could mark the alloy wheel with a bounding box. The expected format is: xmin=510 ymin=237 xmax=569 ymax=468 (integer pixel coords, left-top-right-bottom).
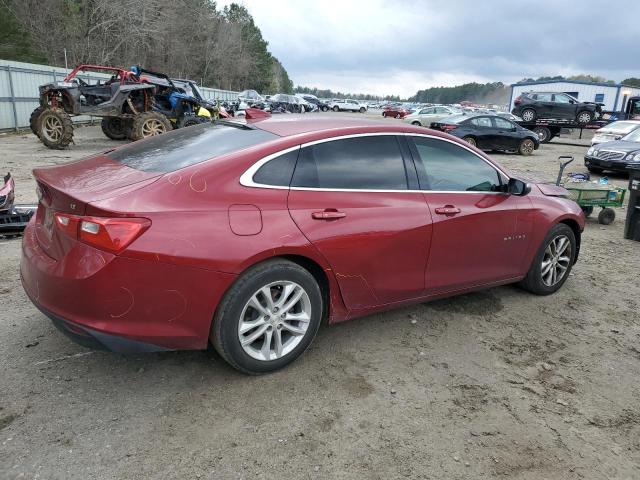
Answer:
xmin=42 ymin=115 xmax=63 ymax=142
xmin=238 ymin=281 xmax=312 ymax=361
xmin=541 ymin=235 xmax=571 ymax=286
xmin=521 ymin=139 xmax=535 ymax=154
xmin=522 ymin=109 xmax=535 ymax=122
xmin=141 ymin=119 xmax=166 ymax=137
xmin=577 ymin=112 xmax=591 ymax=123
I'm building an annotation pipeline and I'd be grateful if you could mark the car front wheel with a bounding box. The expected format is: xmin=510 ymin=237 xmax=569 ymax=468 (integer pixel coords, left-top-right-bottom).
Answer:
xmin=332 ymin=106 xmax=339 ymax=112
xmin=576 ymin=111 xmax=593 ymax=124
xmin=210 ymin=259 xmax=323 ymax=374
xmin=519 ymin=223 xmax=576 ymax=295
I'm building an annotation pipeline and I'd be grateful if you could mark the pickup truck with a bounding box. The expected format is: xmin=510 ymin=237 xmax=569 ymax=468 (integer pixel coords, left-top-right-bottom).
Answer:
xmin=328 ymin=99 xmax=367 ymax=113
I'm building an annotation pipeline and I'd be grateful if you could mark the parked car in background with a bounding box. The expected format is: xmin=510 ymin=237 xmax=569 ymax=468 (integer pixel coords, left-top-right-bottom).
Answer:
xmin=512 ymin=92 xmax=603 ymax=124
xmin=403 ymin=105 xmax=461 ymax=126
xmin=590 ymin=120 xmax=640 ymax=145
xmin=584 ymin=127 xmax=640 ymax=173
xmin=238 ymin=90 xmax=265 ymax=104
xmin=328 ymin=99 xmax=367 ymax=113
xmin=21 ymin=116 xmax=584 ymax=374
xmin=431 ymin=114 xmax=540 ymax=155
xmin=297 ymin=94 xmax=329 ymax=112
xmin=382 ymin=105 xmax=411 ymax=119
xmin=268 ymin=94 xmax=305 ymax=113
xmin=496 ymin=112 xmax=523 ymax=122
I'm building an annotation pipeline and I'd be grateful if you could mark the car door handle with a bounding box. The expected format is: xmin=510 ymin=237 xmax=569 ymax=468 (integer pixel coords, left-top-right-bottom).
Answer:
xmin=434 ymin=205 xmax=461 ymax=215
xmin=312 ymin=209 xmax=347 ymax=220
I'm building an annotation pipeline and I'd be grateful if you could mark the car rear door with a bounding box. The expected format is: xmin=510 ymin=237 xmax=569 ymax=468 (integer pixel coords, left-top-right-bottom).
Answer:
xmin=407 ymin=135 xmax=533 ymax=293
xmin=287 ymin=134 xmax=433 ymax=310
xmin=467 ymin=116 xmax=497 ymax=149
xmin=492 ymin=116 xmax=520 ymax=150
xmin=535 ymin=93 xmax=555 ymax=118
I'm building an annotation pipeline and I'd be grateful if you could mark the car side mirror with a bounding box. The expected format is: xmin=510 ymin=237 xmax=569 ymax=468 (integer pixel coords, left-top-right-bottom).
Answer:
xmin=507 ymin=178 xmax=530 ymax=196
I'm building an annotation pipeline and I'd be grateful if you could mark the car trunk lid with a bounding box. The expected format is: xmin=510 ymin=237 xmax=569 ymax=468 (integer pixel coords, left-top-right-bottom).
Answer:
xmin=33 ymin=154 xmax=161 ymax=260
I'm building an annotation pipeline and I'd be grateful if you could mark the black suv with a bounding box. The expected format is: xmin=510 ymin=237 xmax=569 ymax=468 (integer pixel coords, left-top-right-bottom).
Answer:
xmin=512 ymin=92 xmax=602 ymax=124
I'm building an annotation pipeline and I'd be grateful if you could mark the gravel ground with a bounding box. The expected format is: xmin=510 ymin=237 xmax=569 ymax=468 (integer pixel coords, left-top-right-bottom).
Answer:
xmin=1 ymin=118 xmax=639 ymax=480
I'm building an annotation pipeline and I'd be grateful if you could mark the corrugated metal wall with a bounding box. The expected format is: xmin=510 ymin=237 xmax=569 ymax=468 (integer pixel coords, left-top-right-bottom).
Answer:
xmin=0 ymin=59 xmax=238 ymax=131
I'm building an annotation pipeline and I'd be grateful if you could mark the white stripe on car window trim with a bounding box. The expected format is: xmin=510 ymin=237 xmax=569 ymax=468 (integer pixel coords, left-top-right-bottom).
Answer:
xmin=238 ymin=131 xmax=511 ymax=193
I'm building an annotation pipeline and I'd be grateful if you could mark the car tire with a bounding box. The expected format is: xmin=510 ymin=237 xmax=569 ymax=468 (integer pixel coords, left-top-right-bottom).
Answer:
xmin=322 ymin=106 xmax=328 ymax=112
xmin=462 ymin=136 xmax=477 ymax=147
xmin=130 ymin=112 xmax=172 ymax=141
xmin=576 ymin=111 xmax=593 ymax=124
xmin=38 ymin=108 xmax=74 ymax=149
xmin=176 ymin=115 xmax=207 ymax=129
xmin=521 ymin=108 xmax=536 ymax=122
xmin=101 ymin=117 xmax=129 ymax=140
xmin=519 ymin=223 xmax=576 ymax=296
xmin=518 ymin=138 xmax=536 ymax=155
xmin=533 ymin=126 xmax=551 ymax=143
xmin=29 ymin=106 xmax=45 ymax=138
xmin=411 ymin=121 xmax=421 ymax=126
xmin=382 ymin=112 xmax=387 ymax=117
xmin=395 ymin=113 xmax=401 ymax=119
xmin=332 ymin=106 xmax=339 ymax=112
xmin=598 ymin=208 xmax=615 ymax=225
xmin=210 ymin=259 xmax=323 ymax=375
xmin=581 ymin=206 xmax=594 ymax=217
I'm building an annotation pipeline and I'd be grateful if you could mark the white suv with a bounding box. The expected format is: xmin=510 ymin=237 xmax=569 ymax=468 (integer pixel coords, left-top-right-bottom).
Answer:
xmin=328 ymin=99 xmax=367 ymax=113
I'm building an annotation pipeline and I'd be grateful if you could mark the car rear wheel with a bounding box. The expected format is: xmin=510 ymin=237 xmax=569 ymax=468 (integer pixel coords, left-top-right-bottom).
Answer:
xmin=322 ymin=106 xmax=329 ymax=112
xmin=462 ymin=136 xmax=477 ymax=147
xmin=332 ymin=106 xmax=339 ymax=112
xmin=576 ymin=111 xmax=593 ymax=124
xmin=521 ymin=108 xmax=536 ymax=122
xmin=101 ymin=117 xmax=129 ymax=140
xmin=38 ymin=108 xmax=74 ymax=149
xmin=210 ymin=259 xmax=323 ymax=375
xmin=519 ymin=223 xmax=576 ymax=295
xmin=519 ymin=138 xmax=535 ymax=155
xmin=395 ymin=113 xmax=401 ymax=119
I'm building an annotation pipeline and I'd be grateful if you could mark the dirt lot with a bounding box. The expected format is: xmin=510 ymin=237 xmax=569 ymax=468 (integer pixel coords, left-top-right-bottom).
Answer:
xmin=1 ymin=119 xmax=639 ymax=480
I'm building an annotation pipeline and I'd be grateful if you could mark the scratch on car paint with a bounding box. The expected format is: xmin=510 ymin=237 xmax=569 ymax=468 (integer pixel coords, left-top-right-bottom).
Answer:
xmin=164 ymin=289 xmax=187 ymax=322
xmin=279 ymin=234 xmax=292 ymax=240
xmin=189 ymin=171 xmax=207 ymax=193
xmin=167 ymin=173 xmax=182 ymax=185
xmin=335 ymin=272 xmax=380 ymax=302
xmin=170 ymin=236 xmax=196 ymax=249
xmin=109 ymin=286 xmax=134 ymax=318
xmin=35 ymin=280 xmax=40 ymax=301
xmin=96 ymin=253 xmax=107 ymax=266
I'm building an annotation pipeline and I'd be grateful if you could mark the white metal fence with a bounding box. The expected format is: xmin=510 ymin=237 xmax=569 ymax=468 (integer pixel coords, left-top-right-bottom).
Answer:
xmin=0 ymin=59 xmax=238 ymax=131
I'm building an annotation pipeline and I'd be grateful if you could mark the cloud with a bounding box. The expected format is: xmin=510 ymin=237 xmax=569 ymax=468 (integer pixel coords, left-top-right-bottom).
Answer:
xmin=219 ymin=0 xmax=640 ymax=97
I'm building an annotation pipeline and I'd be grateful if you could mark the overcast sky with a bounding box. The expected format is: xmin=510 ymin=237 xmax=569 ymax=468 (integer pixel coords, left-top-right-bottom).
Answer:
xmin=219 ymin=0 xmax=640 ymax=97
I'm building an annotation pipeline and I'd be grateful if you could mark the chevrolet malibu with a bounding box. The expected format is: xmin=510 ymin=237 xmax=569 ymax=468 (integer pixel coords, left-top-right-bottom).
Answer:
xmin=21 ymin=116 xmax=585 ymax=374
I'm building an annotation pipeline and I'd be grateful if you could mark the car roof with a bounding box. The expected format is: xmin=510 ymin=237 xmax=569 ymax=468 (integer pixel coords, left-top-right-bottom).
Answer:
xmin=235 ymin=115 xmax=444 ymax=138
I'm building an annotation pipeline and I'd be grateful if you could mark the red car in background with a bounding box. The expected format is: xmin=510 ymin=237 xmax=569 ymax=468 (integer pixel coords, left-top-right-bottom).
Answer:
xmin=382 ymin=105 xmax=411 ymax=118
xmin=21 ymin=116 xmax=584 ymax=374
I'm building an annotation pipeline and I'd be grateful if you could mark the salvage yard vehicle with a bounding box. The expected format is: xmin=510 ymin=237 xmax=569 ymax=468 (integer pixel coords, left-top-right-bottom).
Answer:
xmin=329 ymin=98 xmax=367 ymax=112
xmin=21 ymin=115 xmax=584 ymax=374
xmin=512 ymin=92 xmax=603 ymax=124
xmin=584 ymin=127 xmax=640 ymax=174
xmin=297 ymin=94 xmax=329 ymax=112
xmin=31 ymin=64 xmax=169 ymax=149
xmin=431 ymin=114 xmax=540 ymax=155
xmin=403 ymin=105 xmax=461 ymax=126
xmin=382 ymin=105 xmax=411 ymax=119
xmin=590 ymin=120 xmax=640 ymax=145
xmin=0 ymin=173 xmax=36 ymax=236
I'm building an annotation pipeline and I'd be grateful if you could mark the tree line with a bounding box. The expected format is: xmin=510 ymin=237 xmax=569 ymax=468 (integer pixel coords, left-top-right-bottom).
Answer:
xmin=0 ymin=0 xmax=293 ymax=94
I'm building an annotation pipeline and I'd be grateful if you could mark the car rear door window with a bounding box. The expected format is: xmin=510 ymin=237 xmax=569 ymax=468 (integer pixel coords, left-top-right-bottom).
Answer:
xmin=252 ymin=149 xmax=299 ymax=186
xmin=409 ymin=136 xmax=502 ymax=192
xmin=469 ymin=117 xmax=493 ymax=128
xmin=291 ymin=136 xmax=408 ymax=190
xmin=493 ymin=117 xmax=515 ymax=129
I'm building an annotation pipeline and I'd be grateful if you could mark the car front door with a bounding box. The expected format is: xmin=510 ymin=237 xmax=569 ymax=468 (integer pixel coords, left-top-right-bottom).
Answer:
xmin=407 ymin=135 xmax=533 ymax=294
xmin=552 ymin=93 xmax=576 ymax=119
xmin=287 ymin=135 xmax=433 ymax=310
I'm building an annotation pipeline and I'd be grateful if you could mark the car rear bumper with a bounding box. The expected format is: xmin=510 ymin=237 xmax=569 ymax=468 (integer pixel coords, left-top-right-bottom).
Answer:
xmin=584 ymin=155 xmax=633 ymax=172
xmin=20 ymin=222 xmax=237 ymax=352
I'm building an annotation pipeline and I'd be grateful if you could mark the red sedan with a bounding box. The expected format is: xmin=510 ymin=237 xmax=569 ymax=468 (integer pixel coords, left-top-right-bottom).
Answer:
xmin=382 ymin=105 xmax=411 ymax=119
xmin=21 ymin=116 xmax=585 ymax=374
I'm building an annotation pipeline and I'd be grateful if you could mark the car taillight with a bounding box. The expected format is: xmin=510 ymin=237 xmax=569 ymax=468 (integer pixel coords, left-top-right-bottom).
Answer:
xmin=441 ymin=124 xmax=458 ymax=132
xmin=514 ymin=96 xmax=523 ymax=106
xmin=54 ymin=213 xmax=150 ymax=253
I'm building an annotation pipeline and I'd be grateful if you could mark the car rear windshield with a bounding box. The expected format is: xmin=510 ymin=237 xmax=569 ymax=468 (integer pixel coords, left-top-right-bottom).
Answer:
xmin=107 ymin=122 xmax=277 ymax=173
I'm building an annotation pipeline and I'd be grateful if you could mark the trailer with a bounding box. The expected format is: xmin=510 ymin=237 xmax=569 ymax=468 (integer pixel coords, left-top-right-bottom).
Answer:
xmin=517 ymin=118 xmax=608 ymax=143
